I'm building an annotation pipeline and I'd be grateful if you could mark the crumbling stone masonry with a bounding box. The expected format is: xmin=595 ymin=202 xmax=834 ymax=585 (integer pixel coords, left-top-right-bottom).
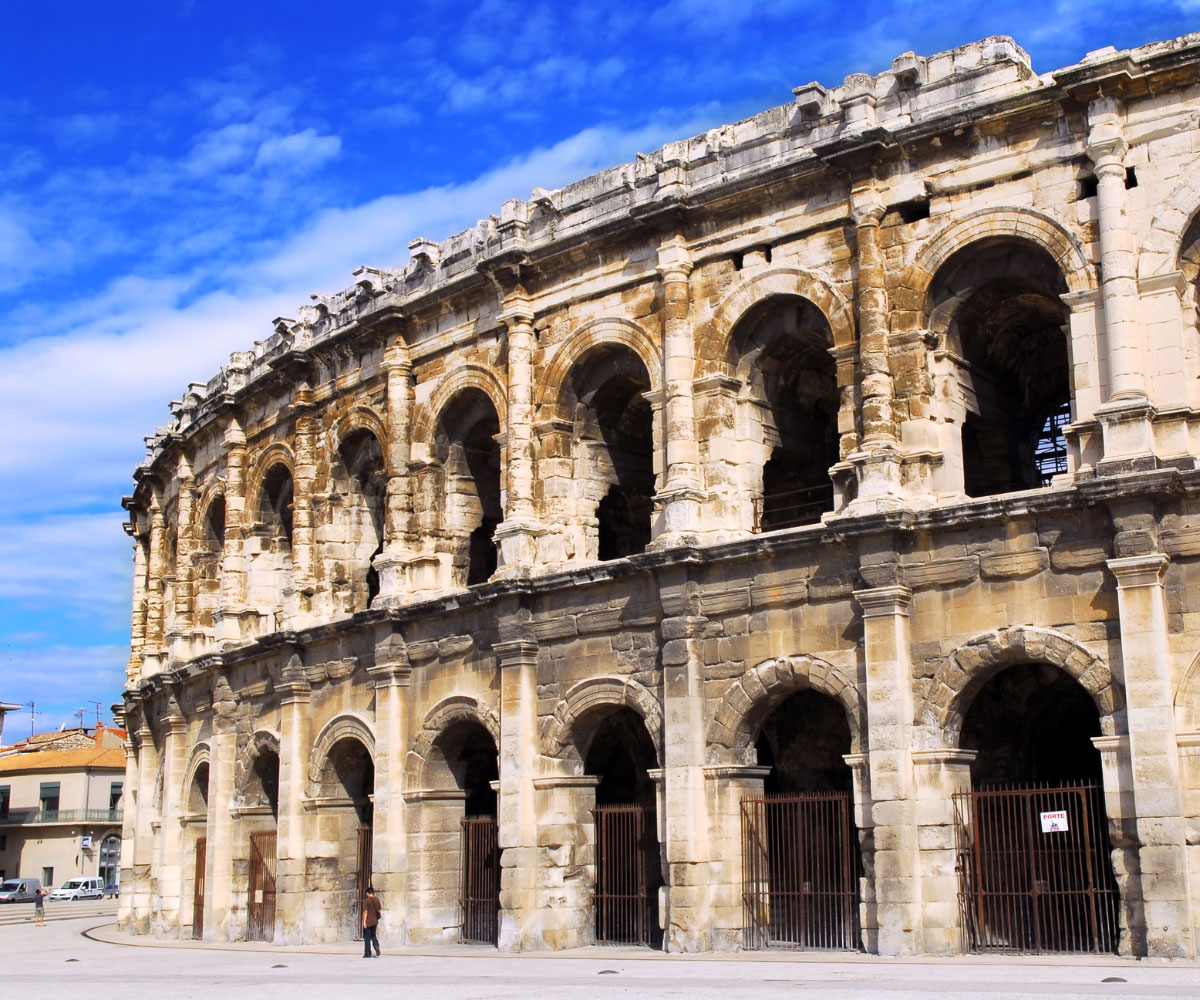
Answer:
xmin=118 ymin=34 xmax=1200 ymax=957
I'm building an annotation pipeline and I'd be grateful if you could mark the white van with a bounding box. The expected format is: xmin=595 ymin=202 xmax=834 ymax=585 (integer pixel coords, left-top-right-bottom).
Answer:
xmin=0 ymin=877 xmax=41 ymax=903
xmin=48 ymin=876 xmax=103 ymax=901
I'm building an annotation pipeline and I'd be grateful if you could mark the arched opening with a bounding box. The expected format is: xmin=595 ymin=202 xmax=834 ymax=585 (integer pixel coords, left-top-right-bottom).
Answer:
xmin=333 ymin=429 xmax=386 ymax=611
xmin=928 ymin=239 xmax=1072 ymax=497
xmin=188 ymin=762 xmax=210 ymax=813
xmin=248 ymin=463 xmax=294 ymax=616
xmin=242 ymin=744 xmax=280 ymax=942
xmin=311 ymin=735 xmax=374 ymax=939
xmin=1177 ymin=211 xmax=1200 ymax=338
xmin=729 ymin=297 xmax=837 ymax=530
xmin=248 ymin=747 xmax=280 ymax=819
xmin=194 ymin=497 xmax=224 ymax=628
xmin=743 ymin=690 xmax=860 ymax=950
xmin=417 ymin=719 xmax=500 ymax=945
xmin=99 ymin=834 xmax=121 ymax=895
xmin=435 ymin=390 xmax=501 ymax=587
xmin=577 ymin=705 xmax=662 ymax=947
xmin=186 ymin=761 xmax=209 ymax=940
xmin=956 ymin=664 xmax=1119 ymax=953
xmin=566 ymin=344 xmax=654 ymax=561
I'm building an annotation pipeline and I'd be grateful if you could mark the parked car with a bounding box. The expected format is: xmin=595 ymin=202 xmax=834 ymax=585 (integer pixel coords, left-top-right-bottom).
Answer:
xmin=0 ymin=878 xmax=42 ymax=903
xmin=48 ymin=876 xmax=103 ymax=901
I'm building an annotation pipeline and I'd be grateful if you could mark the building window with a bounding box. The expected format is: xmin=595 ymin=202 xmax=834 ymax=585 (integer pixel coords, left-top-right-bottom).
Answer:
xmin=0 ymin=785 xmax=9 ymax=819
xmin=1033 ymin=400 xmax=1070 ymax=487
xmin=42 ymin=866 xmax=53 ymax=886
xmin=39 ymin=782 xmax=60 ymax=818
xmin=0 ymin=834 xmax=6 ymax=851
xmin=109 ymin=782 xmax=124 ymax=811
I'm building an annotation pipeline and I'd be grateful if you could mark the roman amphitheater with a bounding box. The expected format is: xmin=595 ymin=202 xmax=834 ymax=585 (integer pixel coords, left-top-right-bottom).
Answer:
xmin=118 ymin=33 xmax=1200 ymax=958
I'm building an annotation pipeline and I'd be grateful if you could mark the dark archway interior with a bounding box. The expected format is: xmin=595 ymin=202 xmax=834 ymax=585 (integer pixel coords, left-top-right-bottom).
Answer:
xmin=252 ymin=748 xmax=280 ymax=819
xmin=328 ymin=737 xmax=375 ymax=825
xmin=195 ymin=497 xmax=225 ymax=626
xmin=730 ymin=297 xmax=837 ymax=530
xmin=961 ymin=663 xmax=1103 ymax=787
xmin=260 ymin=464 xmax=295 ymax=545
xmin=583 ymin=706 xmax=660 ymax=808
xmin=338 ymin=429 xmax=386 ymax=605
xmin=189 ymin=762 xmax=210 ymax=813
xmin=435 ymin=721 xmax=500 ymax=817
xmin=569 ymin=345 xmax=654 ymax=560
xmin=435 ymin=389 xmax=501 ymax=586
xmin=755 ymin=689 xmax=853 ymax=794
xmin=929 ymin=240 xmax=1071 ymax=497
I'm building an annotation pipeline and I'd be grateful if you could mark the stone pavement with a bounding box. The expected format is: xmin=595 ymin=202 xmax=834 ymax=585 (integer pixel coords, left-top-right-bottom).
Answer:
xmin=1 ymin=907 xmax=1198 ymax=1000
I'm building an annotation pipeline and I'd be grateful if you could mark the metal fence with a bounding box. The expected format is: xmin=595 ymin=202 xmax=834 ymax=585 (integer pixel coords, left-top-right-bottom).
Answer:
xmin=460 ymin=816 xmax=500 ymax=944
xmin=192 ymin=837 xmax=207 ymax=940
xmin=247 ymin=830 xmax=277 ymax=942
xmin=0 ymin=807 xmax=123 ymax=825
xmin=754 ymin=483 xmax=834 ymax=532
xmin=741 ymin=791 xmax=859 ymax=951
xmin=953 ymin=783 xmax=1119 ymax=954
xmin=593 ymin=804 xmax=655 ymax=946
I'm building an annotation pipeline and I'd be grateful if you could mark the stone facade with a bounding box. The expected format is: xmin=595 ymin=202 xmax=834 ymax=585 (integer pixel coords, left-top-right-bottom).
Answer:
xmin=117 ymin=34 xmax=1200 ymax=957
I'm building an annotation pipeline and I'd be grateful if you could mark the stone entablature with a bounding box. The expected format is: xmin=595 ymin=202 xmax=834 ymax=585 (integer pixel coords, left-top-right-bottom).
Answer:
xmin=119 ymin=34 xmax=1200 ymax=959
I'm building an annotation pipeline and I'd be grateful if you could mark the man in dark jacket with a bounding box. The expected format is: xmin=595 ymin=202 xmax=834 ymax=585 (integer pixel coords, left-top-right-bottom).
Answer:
xmin=361 ymin=886 xmax=382 ymax=957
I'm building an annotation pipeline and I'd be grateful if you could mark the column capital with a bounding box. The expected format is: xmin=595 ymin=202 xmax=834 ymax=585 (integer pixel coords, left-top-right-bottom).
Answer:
xmin=850 ymin=187 xmax=886 ymax=226
xmin=499 ymin=291 xmax=535 ymax=328
xmin=1107 ymin=552 xmax=1169 ymax=588
xmin=853 ymin=584 xmax=912 ymax=617
xmin=494 ymin=637 xmax=539 ymax=666
xmin=655 ymin=234 xmax=693 ymax=280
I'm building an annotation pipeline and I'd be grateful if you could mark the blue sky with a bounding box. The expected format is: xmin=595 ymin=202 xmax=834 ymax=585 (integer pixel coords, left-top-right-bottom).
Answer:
xmin=1 ymin=0 xmax=1197 ymax=738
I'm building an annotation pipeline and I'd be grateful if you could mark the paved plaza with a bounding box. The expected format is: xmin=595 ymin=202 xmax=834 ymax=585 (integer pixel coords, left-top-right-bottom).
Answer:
xmin=1 ymin=902 xmax=1198 ymax=999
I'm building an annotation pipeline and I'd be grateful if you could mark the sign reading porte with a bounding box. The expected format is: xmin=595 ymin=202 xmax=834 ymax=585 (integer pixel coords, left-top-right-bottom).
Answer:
xmin=1040 ymin=810 xmax=1069 ymax=833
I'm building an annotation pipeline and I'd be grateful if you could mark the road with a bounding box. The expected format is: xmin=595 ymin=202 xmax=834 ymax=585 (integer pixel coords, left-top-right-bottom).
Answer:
xmin=2 ymin=903 xmax=1198 ymax=999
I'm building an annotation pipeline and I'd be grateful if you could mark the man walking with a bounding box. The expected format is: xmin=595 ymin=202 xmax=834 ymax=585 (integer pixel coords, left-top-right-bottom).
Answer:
xmin=361 ymin=886 xmax=382 ymax=957
xmin=34 ymin=885 xmax=48 ymax=926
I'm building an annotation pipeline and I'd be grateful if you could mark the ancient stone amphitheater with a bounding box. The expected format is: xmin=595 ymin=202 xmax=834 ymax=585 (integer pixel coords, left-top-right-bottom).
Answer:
xmin=118 ymin=34 xmax=1200 ymax=958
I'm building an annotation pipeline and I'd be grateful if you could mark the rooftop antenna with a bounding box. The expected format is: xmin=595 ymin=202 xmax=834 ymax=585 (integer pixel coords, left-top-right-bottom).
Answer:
xmin=22 ymin=700 xmax=37 ymax=739
xmin=89 ymin=701 xmax=103 ymax=728
xmin=73 ymin=707 xmax=86 ymax=729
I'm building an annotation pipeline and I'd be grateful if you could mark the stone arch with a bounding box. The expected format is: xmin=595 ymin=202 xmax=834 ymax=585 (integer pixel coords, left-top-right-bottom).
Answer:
xmin=706 ymin=655 xmax=864 ymax=764
xmin=543 ymin=676 xmax=663 ymax=767
xmin=1139 ymin=175 xmax=1200 ymax=280
xmin=181 ymin=741 xmax=210 ymax=814
xmin=536 ymin=317 xmax=663 ymax=415
xmin=1175 ymin=650 xmax=1200 ymax=733
xmin=921 ymin=625 xmax=1122 ymax=745
xmin=233 ymin=728 xmax=280 ymax=803
xmin=411 ymin=364 xmax=508 ymax=449
xmin=327 ymin=406 xmax=389 ymax=471
xmin=245 ymin=443 xmax=296 ymax=511
xmin=407 ymin=694 xmax=502 ymax=787
xmin=896 ymin=208 xmax=1095 ymax=332
xmin=711 ymin=266 xmax=856 ymax=359
xmin=306 ymin=712 xmax=376 ymax=795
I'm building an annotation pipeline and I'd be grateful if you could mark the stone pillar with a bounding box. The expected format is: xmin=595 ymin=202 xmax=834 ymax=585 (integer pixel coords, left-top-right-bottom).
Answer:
xmin=495 ymin=637 xmax=541 ymax=949
xmin=911 ymin=748 xmax=976 ymax=954
xmin=117 ymin=724 xmax=141 ymax=931
xmin=130 ymin=717 xmax=159 ymax=934
xmin=843 ymin=752 xmax=875 ymax=951
xmin=853 ymin=584 xmax=921 ymax=955
xmin=156 ymin=712 xmax=188 ymax=935
xmin=845 ymin=188 xmax=903 ymax=511
xmin=375 ymin=342 xmax=414 ymax=600
xmin=145 ymin=495 xmax=167 ymax=651
xmin=1087 ymin=99 xmax=1155 ymax=467
xmin=170 ymin=467 xmax=197 ymax=661
xmin=494 ymin=291 xmax=542 ymax=575
xmin=702 ymin=764 xmax=769 ymax=951
xmin=290 ymin=383 xmax=318 ymax=620
xmin=652 ymin=235 xmax=703 ymax=543
xmin=658 ymin=570 xmax=711 ymax=950
xmin=1108 ymin=553 xmax=1195 ymax=957
xmin=274 ymin=660 xmax=312 ymax=945
xmin=532 ymin=773 xmax=598 ymax=949
xmin=367 ymin=635 xmax=411 ymax=941
xmin=127 ymin=528 xmax=149 ymax=684
xmin=216 ymin=418 xmax=248 ymax=643
xmin=203 ymin=673 xmax=238 ymax=941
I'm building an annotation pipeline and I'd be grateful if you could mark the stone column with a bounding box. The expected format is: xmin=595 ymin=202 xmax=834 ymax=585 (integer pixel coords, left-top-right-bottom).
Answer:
xmin=170 ymin=466 xmax=197 ymax=660
xmin=130 ymin=717 xmax=159 ymax=934
xmin=117 ymin=728 xmax=139 ymax=931
xmin=494 ymin=291 xmax=542 ymax=575
xmin=495 ymin=637 xmax=541 ymax=950
xmin=1087 ymin=99 xmax=1155 ymax=467
xmin=1108 ymin=553 xmax=1195 ymax=958
xmin=367 ymin=634 xmax=412 ymax=941
xmin=652 ymin=235 xmax=703 ymax=543
xmin=853 ymin=584 xmax=921 ymax=955
xmin=658 ymin=567 xmax=711 ymax=950
xmin=375 ymin=341 xmax=414 ymax=600
xmin=156 ymin=712 xmax=188 ymax=935
xmin=532 ymin=773 xmax=599 ymax=949
xmin=127 ymin=527 xmax=149 ymax=684
xmin=274 ymin=660 xmax=312 ymax=945
xmin=145 ymin=495 xmax=167 ymax=651
xmin=702 ymin=764 xmax=769 ymax=951
xmin=846 ymin=187 xmax=903 ymax=510
xmin=203 ymin=673 xmax=238 ymax=941
xmin=290 ymin=383 xmax=318 ymax=621
xmin=216 ymin=417 xmax=248 ymax=643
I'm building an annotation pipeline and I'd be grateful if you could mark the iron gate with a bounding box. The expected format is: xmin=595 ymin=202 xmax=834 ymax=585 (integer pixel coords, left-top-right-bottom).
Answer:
xmin=954 ymin=784 xmax=1119 ymax=954
xmin=741 ymin=791 xmax=859 ymax=950
xmin=192 ymin=837 xmax=207 ymax=940
xmin=247 ymin=830 xmax=277 ymax=942
xmin=593 ymin=804 xmax=657 ymax=946
xmin=351 ymin=824 xmax=373 ymax=940
xmin=460 ymin=816 xmax=500 ymax=944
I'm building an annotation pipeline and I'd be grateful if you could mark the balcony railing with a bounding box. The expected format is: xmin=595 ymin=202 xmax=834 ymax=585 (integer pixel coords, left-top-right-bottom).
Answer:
xmin=0 ymin=808 xmax=123 ymax=826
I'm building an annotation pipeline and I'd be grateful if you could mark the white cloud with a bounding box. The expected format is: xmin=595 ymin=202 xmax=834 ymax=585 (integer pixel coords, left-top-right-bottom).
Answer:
xmin=0 ymin=644 xmax=129 ymax=732
xmin=254 ymin=129 xmax=342 ymax=171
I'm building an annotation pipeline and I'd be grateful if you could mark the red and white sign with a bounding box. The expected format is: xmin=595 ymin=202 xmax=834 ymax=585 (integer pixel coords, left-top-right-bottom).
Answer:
xmin=1040 ymin=810 xmax=1069 ymax=833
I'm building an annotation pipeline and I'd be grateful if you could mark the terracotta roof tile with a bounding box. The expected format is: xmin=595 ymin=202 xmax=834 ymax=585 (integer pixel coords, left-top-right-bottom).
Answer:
xmin=0 ymin=747 xmax=125 ymax=773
